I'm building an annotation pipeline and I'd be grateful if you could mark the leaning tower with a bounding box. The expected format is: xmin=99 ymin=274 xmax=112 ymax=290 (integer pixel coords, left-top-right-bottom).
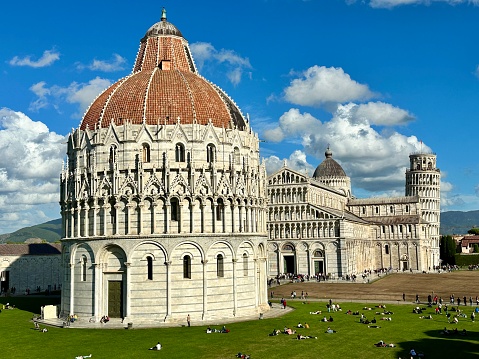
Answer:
xmin=405 ymin=152 xmax=441 ymax=269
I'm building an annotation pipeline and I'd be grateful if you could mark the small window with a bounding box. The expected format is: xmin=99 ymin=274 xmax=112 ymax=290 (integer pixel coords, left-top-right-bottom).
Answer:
xmin=147 ymin=256 xmax=153 ymax=280
xmin=217 ymin=254 xmax=224 ymax=277
xmin=405 ymin=205 xmax=409 ymax=213
xmin=175 ymin=143 xmax=185 ymax=162
xmin=243 ymin=253 xmax=248 ymax=276
xmin=109 ymin=145 xmax=117 ymax=163
xmin=362 ymin=207 xmax=366 ymax=215
xmin=216 ymin=199 xmax=224 ymax=221
xmin=207 ymin=144 xmax=215 ymax=163
xmin=183 ymin=255 xmax=191 ymax=279
xmin=389 ymin=206 xmax=394 ymax=214
xmin=142 ymin=143 xmax=151 ymax=163
xmin=385 ymin=245 xmax=389 ymax=255
xmin=81 ymin=256 xmax=87 ymax=282
xmin=375 ymin=206 xmax=379 ymax=214
xmin=171 ymin=198 xmax=179 ymax=221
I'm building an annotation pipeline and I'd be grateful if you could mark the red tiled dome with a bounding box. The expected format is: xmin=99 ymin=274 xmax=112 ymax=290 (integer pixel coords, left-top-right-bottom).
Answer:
xmin=80 ymin=11 xmax=246 ymax=131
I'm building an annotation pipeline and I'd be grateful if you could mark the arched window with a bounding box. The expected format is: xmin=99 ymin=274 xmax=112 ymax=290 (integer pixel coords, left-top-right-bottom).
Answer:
xmin=385 ymin=245 xmax=390 ymax=255
xmin=81 ymin=256 xmax=87 ymax=282
xmin=234 ymin=147 xmax=240 ymax=166
xmin=217 ymin=254 xmax=224 ymax=277
xmin=243 ymin=253 xmax=248 ymax=276
xmin=405 ymin=205 xmax=409 ymax=213
xmin=207 ymin=144 xmax=215 ymax=163
xmin=109 ymin=145 xmax=117 ymax=163
xmin=183 ymin=255 xmax=191 ymax=279
xmin=147 ymin=256 xmax=153 ymax=280
xmin=375 ymin=206 xmax=379 ymax=214
xmin=362 ymin=207 xmax=366 ymax=215
xmin=175 ymin=143 xmax=185 ymax=162
xmin=389 ymin=206 xmax=394 ymax=214
xmin=171 ymin=198 xmax=179 ymax=221
xmin=216 ymin=198 xmax=224 ymax=221
xmin=142 ymin=143 xmax=151 ymax=163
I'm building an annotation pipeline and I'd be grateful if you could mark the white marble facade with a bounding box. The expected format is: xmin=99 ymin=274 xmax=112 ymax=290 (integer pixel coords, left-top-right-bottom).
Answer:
xmin=59 ymin=11 xmax=269 ymax=323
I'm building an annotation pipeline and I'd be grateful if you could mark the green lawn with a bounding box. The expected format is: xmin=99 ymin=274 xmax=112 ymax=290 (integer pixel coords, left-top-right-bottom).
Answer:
xmin=1 ymin=296 xmax=478 ymax=359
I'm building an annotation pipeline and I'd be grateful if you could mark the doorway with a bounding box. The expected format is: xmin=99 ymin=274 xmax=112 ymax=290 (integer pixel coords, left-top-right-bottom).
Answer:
xmin=314 ymin=260 xmax=324 ymax=275
xmin=283 ymin=255 xmax=295 ymax=274
xmin=108 ymin=281 xmax=123 ymax=318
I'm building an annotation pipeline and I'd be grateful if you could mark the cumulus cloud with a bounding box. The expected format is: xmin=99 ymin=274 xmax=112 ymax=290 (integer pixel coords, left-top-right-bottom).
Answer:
xmin=264 ymin=150 xmax=315 ymax=175
xmin=283 ymin=66 xmax=375 ymax=108
xmin=264 ymin=104 xmax=430 ymax=193
xmin=0 ymin=108 xmax=66 ymax=234
xmin=190 ymin=42 xmax=252 ymax=86
xmin=29 ymin=77 xmax=112 ymax=118
xmin=351 ymin=102 xmax=415 ymax=126
xmin=76 ymin=53 xmax=127 ymax=72
xmin=9 ymin=49 xmax=60 ymax=68
xmin=367 ymin=0 xmax=479 ymax=8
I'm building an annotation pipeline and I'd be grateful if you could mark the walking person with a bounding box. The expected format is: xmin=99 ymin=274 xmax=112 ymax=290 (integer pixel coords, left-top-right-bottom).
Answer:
xmin=187 ymin=314 xmax=191 ymax=327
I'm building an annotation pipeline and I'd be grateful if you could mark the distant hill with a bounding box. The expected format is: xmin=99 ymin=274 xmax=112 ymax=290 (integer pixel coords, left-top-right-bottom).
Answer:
xmin=0 ymin=218 xmax=62 ymax=244
xmin=0 ymin=211 xmax=476 ymax=243
xmin=440 ymin=210 xmax=479 ymax=235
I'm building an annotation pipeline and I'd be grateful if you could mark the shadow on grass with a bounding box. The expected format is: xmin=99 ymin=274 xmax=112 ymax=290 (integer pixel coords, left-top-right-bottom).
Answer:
xmin=0 ymin=295 xmax=60 ymax=315
xmin=397 ymin=329 xmax=479 ymax=359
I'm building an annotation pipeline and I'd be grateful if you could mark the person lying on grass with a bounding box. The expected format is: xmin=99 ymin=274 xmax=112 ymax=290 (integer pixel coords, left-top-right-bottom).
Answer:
xmin=373 ymin=340 xmax=395 ymax=347
xmin=297 ymin=334 xmax=317 ymax=340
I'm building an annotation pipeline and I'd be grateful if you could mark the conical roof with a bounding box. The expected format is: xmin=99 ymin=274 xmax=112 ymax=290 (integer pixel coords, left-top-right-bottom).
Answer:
xmin=80 ymin=9 xmax=246 ymax=131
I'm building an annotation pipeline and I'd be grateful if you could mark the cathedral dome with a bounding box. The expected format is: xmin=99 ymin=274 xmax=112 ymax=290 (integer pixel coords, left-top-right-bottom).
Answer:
xmin=80 ymin=9 xmax=246 ymax=131
xmin=312 ymin=147 xmax=347 ymax=178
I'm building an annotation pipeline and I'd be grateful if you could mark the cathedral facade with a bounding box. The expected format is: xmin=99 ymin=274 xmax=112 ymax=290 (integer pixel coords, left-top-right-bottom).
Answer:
xmin=59 ymin=10 xmax=269 ymax=323
xmin=266 ymin=148 xmax=440 ymax=279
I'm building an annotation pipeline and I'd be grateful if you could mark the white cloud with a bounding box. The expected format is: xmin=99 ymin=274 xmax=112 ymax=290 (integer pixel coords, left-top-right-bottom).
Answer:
xmin=264 ymin=104 xmax=431 ymax=193
xmin=9 ymin=50 xmax=60 ymax=68
xmin=0 ymin=108 xmax=66 ymax=234
xmin=475 ymin=64 xmax=479 ymax=79
xmin=28 ymin=77 xmax=112 ymax=118
xmin=351 ymin=101 xmax=415 ymax=126
xmin=284 ymin=66 xmax=375 ymax=108
xmin=264 ymin=150 xmax=315 ymax=175
xmin=76 ymin=53 xmax=127 ymax=72
xmin=368 ymin=0 xmax=479 ymax=8
xmin=190 ymin=42 xmax=252 ymax=86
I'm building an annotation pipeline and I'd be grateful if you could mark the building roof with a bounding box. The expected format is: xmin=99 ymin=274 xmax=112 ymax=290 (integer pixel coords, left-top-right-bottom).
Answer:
xmin=80 ymin=9 xmax=246 ymax=131
xmin=461 ymin=236 xmax=479 ymax=246
xmin=312 ymin=147 xmax=347 ymax=178
xmin=0 ymin=243 xmax=61 ymax=256
xmin=348 ymin=196 xmax=419 ymax=206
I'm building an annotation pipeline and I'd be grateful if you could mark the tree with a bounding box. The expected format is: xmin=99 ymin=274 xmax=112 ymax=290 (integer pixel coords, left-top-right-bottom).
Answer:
xmin=440 ymin=235 xmax=457 ymax=265
xmin=468 ymin=228 xmax=479 ymax=235
xmin=474 ymin=244 xmax=479 ymax=254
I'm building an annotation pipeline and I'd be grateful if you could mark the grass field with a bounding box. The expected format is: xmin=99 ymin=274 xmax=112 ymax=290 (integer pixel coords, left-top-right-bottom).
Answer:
xmin=1 ymin=274 xmax=479 ymax=359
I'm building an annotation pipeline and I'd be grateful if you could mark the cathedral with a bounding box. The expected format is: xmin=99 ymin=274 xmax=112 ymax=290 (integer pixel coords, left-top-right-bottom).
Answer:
xmin=59 ymin=9 xmax=269 ymax=323
xmin=267 ymin=148 xmax=440 ymax=278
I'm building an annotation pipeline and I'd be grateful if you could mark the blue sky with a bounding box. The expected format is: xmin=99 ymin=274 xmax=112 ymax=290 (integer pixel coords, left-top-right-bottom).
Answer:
xmin=1 ymin=0 xmax=479 ymax=234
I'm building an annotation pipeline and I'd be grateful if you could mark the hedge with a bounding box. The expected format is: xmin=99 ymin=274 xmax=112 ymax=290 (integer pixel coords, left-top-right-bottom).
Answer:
xmin=454 ymin=253 xmax=479 ymax=266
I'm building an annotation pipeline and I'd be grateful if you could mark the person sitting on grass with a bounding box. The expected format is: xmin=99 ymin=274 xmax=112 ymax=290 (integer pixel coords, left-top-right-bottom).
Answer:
xmin=283 ymin=327 xmax=296 ymax=335
xmin=149 ymin=342 xmax=162 ymax=350
xmin=297 ymin=322 xmax=304 ymax=328
xmin=325 ymin=327 xmax=336 ymax=333
xmin=321 ymin=316 xmax=328 ymax=322
xmin=328 ymin=316 xmax=334 ymax=322
xmin=309 ymin=310 xmax=322 ymax=315
xmin=221 ymin=325 xmax=230 ymax=333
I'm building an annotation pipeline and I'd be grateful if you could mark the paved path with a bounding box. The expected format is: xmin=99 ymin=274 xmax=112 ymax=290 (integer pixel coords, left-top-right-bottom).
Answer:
xmin=37 ymin=303 xmax=294 ymax=329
